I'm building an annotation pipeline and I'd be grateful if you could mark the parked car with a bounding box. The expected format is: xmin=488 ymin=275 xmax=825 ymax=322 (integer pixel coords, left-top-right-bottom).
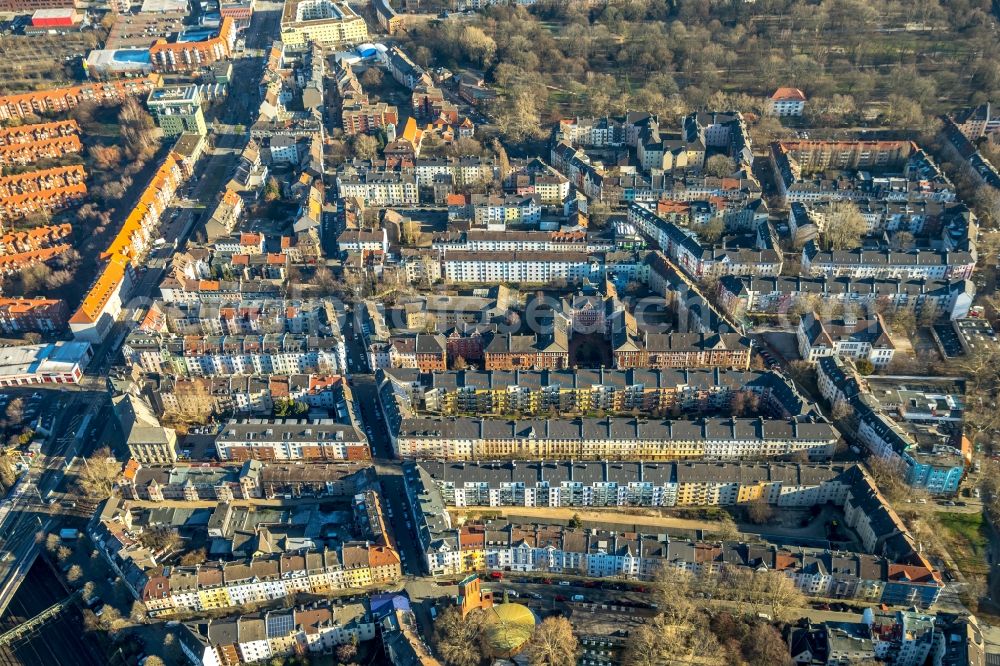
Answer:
xmin=571 ymin=594 xmax=585 ymax=602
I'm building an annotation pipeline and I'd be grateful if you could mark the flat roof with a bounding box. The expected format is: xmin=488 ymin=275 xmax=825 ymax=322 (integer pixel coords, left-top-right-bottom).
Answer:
xmin=32 ymin=8 xmax=78 ymax=18
xmin=0 ymin=342 xmax=91 ymax=378
xmin=140 ymin=0 xmax=189 ymax=12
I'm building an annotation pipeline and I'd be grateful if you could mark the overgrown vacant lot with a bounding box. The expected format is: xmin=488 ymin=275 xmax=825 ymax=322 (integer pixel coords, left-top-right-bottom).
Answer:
xmin=936 ymin=511 xmax=991 ymax=577
xmin=0 ymin=31 xmax=101 ymax=95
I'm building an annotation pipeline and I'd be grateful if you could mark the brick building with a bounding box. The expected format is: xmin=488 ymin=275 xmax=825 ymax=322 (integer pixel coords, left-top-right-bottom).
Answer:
xmin=0 ymin=298 xmax=68 ymax=335
xmin=0 ymin=78 xmax=159 ymax=122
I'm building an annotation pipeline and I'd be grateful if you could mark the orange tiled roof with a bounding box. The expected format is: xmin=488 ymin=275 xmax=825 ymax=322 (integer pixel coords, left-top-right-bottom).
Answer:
xmin=122 ymin=459 xmax=141 ymax=481
xmin=0 ymin=119 xmax=79 ymax=144
xmin=369 ymin=545 xmax=401 ymax=568
xmin=770 ymin=87 xmax=806 ymax=102
xmin=69 ymin=253 xmax=129 ymax=325
xmin=0 ymin=78 xmax=158 ymax=120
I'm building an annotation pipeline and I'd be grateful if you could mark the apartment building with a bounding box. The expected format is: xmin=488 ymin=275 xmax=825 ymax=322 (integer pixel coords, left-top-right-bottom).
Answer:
xmin=0 ymin=77 xmax=159 ymax=121
xmin=119 ymin=460 xmax=372 ymax=502
xmin=0 ymin=134 xmax=82 ymax=167
xmin=373 ymin=0 xmax=403 ymax=33
xmin=205 ymin=190 xmax=245 ymax=240
xmin=179 ymin=601 xmax=376 ymax=666
xmin=280 ymin=0 xmax=367 ymax=48
xmin=771 ymin=141 xmax=956 ymax=205
xmin=90 ymin=499 xmax=401 ymax=617
xmin=378 ymin=366 xmax=819 ymax=420
xmin=122 ymin=331 xmax=346 ymax=377
xmin=718 ymin=275 xmax=975 ymax=322
xmin=341 ymin=95 xmax=399 ymax=136
xmin=413 ymin=459 xmax=852 ymax=509
xmin=0 ymin=297 xmax=68 ymax=335
xmin=952 ymin=102 xmax=1000 ymax=143
xmin=0 ymin=164 xmax=87 ymax=223
xmin=613 ymin=332 xmax=752 ymax=370
xmin=0 ymin=119 xmax=79 ymax=146
xmin=100 ymin=153 xmax=184 ymax=264
xmin=441 ymin=250 xmax=604 ymax=285
xmin=0 ymin=245 xmax=72 ymax=276
xmin=387 ymin=46 xmax=430 ymax=90
xmin=412 ymin=84 xmax=459 ymax=122
xmin=385 ymin=334 xmax=448 ymax=372
xmin=69 ymin=254 xmax=136 ymax=343
xmin=504 ymin=158 xmax=571 ymax=205
xmin=147 ymin=85 xmax=208 ymax=136
xmin=149 ymin=18 xmax=236 ymax=73
xmin=795 ymin=609 xmax=943 ymax=666
xmin=432 ymin=229 xmax=589 ymax=254
xmin=413 ymin=156 xmax=497 ymax=188
xmin=646 ymin=251 xmax=745 ymax=335
xmin=816 ymin=357 xmax=966 ymax=495
xmin=390 ymin=414 xmax=839 ymax=460
xmin=0 ymin=225 xmax=64 ymax=261
xmin=336 ymin=171 xmax=418 ymax=206
xmin=801 ymin=242 xmax=975 ymax=281
xmin=470 ymin=194 xmax=542 ymax=228
xmin=767 ymin=87 xmax=807 ymax=116
xmin=220 ymin=0 xmax=255 ymax=29
xmin=939 ymin=115 xmax=1000 ymax=190
xmin=628 ymin=203 xmax=782 ymax=278
xmin=403 ymin=462 xmax=942 ymax=607
xmin=481 ymin=333 xmax=569 ymax=371
xmin=797 ymin=312 xmax=896 ymax=366
xmin=777 ymin=140 xmax=914 ymax=173
xmin=157 ymin=374 xmax=347 ymax=417
xmin=215 ymin=418 xmax=370 ymax=462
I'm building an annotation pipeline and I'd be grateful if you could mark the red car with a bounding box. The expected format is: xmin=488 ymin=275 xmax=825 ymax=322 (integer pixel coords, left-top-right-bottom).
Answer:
xmin=555 ymin=594 xmax=567 ymax=602
xmin=542 ymin=578 xmax=553 ymax=585
xmin=488 ymin=572 xmax=503 ymax=580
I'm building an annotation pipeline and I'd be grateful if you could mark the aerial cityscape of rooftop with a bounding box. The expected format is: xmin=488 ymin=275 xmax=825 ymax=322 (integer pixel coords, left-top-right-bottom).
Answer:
xmin=0 ymin=0 xmax=997 ymax=663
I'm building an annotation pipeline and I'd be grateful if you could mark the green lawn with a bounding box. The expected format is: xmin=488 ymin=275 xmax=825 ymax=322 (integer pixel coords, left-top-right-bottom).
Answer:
xmin=936 ymin=511 xmax=991 ymax=576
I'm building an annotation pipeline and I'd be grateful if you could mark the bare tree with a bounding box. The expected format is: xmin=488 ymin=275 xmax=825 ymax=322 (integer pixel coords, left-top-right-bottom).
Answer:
xmin=351 ymin=135 xmax=379 ymax=161
xmin=130 ymin=600 xmax=147 ymax=624
xmin=864 ymin=455 xmax=912 ymax=504
xmin=75 ymin=447 xmax=123 ymax=500
xmin=715 ymin=513 xmax=740 ymax=541
xmin=651 ymin=565 xmax=697 ymax=624
xmin=705 ymin=154 xmax=736 ymax=178
xmin=5 ymin=398 xmax=24 ymax=425
xmin=523 ymin=616 xmax=578 ymax=666
xmin=433 ymin=606 xmax=484 ymax=666
xmin=746 ymin=495 xmax=774 ymax=524
xmin=821 ymin=201 xmax=867 ymax=251
xmin=361 ymin=67 xmax=384 ymax=87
